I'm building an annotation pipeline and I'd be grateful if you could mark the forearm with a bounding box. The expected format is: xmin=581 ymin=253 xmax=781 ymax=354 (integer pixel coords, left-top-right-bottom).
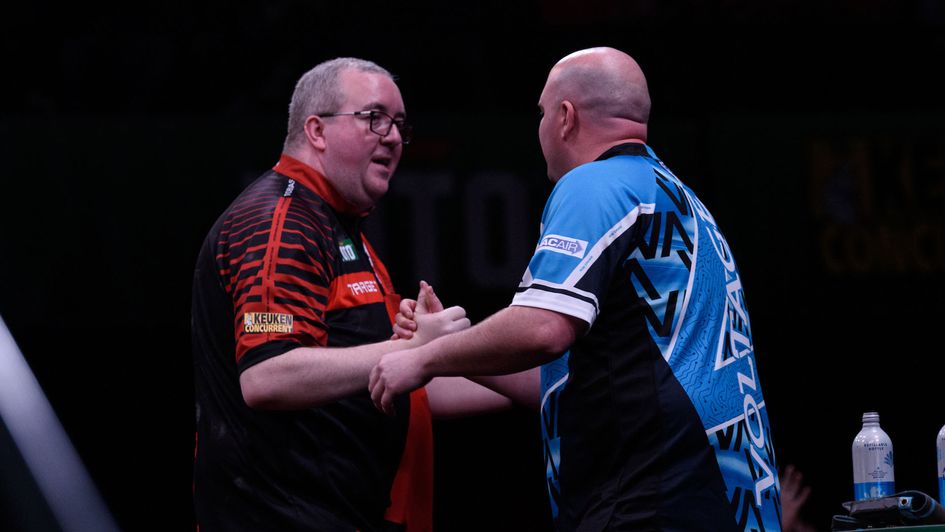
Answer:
xmin=470 ymin=368 xmax=541 ymax=411
xmin=420 ymin=306 xmax=577 ymax=378
xmin=240 ymin=339 xmax=415 ymax=410
xmin=425 ymin=377 xmax=515 ymax=419
xmin=369 ymin=306 xmax=581 ymax=415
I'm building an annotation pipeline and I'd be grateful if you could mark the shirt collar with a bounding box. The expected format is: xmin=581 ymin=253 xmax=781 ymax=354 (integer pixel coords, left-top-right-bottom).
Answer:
xmin=595 ymin=141 xmax=651 ymax=161
xmin=273 ymin=154 xmax=368 ymax=216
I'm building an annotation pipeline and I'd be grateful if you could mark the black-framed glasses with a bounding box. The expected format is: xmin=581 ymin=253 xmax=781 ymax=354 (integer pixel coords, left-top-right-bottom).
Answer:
xmin=317 ymin=110 xmax=412 ymax=145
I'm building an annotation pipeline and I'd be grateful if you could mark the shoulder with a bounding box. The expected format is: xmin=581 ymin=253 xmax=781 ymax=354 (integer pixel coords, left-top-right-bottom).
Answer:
xmin=221 ymin=171 xmax=337 ymax=249
xmin=550 ymin=156 xmax=654 ymax=209
xmin=559 ymin=156 xmax=652 ymax=191
xmin=222 ymin=170 xmax=287 ymax=218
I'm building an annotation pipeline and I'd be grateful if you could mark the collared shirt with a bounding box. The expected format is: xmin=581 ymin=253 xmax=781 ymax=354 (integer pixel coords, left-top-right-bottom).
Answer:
xmin=192 ymin=154 xmax=431 ymax=532
xmin=514 ymin=143 xmax=781 ymax=531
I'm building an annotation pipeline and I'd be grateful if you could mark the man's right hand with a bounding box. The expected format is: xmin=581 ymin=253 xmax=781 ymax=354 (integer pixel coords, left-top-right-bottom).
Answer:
xmin=391 ymin=280 xmax=442 ymax=340
xmin=410 ymin=306 xmax=470 ymax=345
xmin=371 ymin=299 xmax=470 ymax=415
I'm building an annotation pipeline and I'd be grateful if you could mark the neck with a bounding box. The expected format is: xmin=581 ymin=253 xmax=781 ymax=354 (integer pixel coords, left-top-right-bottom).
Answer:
xmin=283 ymin=147 xmax=326 ymax=176
xmin=572 ymin=135 xmax=647 ymax=170
xmin=597 ymin=137 xmax=646 ymax=154
xmin=574 ymin=120 xmax=647 ymax=165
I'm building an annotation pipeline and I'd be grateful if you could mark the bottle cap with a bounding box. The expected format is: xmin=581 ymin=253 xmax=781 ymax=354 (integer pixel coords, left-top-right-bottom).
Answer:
xmin=863 ymin=412 xmax=880 ymax=423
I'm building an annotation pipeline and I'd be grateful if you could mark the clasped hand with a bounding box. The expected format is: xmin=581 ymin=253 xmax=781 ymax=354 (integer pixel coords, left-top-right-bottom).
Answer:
xmin=369 ymin=282 xmax=469 ymax=415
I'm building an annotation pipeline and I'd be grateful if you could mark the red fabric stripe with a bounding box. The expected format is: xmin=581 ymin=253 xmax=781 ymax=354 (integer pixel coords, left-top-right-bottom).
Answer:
xmin=263 ymin=197 xmax=290 ymax=284
xmin=368 ymin=240 xmax=432 ymax=532
xmin=384 ymin=387 xmax=433 ymax=532
xmin=281 ymin=227 xmax=329 ymax=250
xmin=227 ymin=230 xmax=270 ymax=253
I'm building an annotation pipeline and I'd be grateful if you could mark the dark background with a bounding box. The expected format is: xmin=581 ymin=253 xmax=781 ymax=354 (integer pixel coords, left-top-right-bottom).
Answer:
xmin=2 ymin=1 xmax=944 ymax=530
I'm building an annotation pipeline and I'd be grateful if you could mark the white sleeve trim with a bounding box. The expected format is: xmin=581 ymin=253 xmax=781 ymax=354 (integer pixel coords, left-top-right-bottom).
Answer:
xmin=511 ymin=284 xmax=597 ymax=326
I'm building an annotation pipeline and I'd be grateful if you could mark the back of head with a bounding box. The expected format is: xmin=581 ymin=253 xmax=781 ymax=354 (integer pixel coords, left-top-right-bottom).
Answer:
xmin=551 ymin=47 xmax=651 ymax=126
xmin=282 ymin=58 xmax=393 ymax=152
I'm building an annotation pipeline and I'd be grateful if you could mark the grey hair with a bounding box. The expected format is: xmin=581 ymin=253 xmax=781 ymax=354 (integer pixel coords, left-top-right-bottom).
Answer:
xmin=282 ymin=58 xmax=393 ymax=151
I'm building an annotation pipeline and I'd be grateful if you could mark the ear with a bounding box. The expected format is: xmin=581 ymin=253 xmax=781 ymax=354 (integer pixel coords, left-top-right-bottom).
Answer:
xmin=303 ymin=115 xmax=328 ymax=151
xmin=560 ymin=100 xmax=576 ymax=140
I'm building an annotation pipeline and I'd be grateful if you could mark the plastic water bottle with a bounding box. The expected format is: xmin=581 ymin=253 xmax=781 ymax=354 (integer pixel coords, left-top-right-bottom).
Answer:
xmin=852 ymin=411 xmax=895 ymax=500
xmin=937 ymin=423 xmax=945 ymax=506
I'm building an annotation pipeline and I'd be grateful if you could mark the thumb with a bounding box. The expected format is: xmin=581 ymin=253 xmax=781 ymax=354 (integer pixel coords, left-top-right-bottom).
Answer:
xmin=416 ymin=280 xmax=444 ymax=314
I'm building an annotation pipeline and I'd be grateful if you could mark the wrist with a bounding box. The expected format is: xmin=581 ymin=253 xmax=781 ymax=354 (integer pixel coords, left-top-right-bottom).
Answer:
xmin=399 ymin=333 xmax=423 ymax=351
xmin=415 ymin=344 xmax=436 ymax=381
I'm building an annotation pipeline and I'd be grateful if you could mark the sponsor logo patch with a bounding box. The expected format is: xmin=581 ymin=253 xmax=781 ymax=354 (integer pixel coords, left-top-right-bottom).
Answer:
xmin=537 ymin=234 xmax=588 ymax=258
xmin=347 ymin=280 xmax=379 ymax=296
xmin=243 ymin=312 xmax=294 ymax=334
xmin=339 ymin=238 xmax=358 ymax=262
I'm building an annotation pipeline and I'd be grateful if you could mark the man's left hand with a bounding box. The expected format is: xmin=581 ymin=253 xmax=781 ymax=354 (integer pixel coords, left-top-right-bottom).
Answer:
xmin=369 ymin=348 xmax=429 ymax=415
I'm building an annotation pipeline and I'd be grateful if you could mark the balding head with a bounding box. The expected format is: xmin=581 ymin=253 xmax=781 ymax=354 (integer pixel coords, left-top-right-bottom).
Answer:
xmin=549 ymin=47 xmax=650 ymax=124
xmin=537 ymin=47 xmax=651 ymax=181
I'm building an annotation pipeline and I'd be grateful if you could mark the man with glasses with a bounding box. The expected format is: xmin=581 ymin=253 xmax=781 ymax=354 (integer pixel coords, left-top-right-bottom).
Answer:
xmin=371 ymin=47 xmax=782 ymax=531
xmin=192 ymin=58 xmax=510 ymax=532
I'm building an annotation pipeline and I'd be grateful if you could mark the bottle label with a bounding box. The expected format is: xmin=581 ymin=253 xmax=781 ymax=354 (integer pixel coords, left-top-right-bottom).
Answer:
xmin=853 ymin=449 xmax=894 ymax=480
xmin=852 ymin=438 xmax=894 ymax=501
xmin=939 ymin=476 xmax=945 ymax=507
xmin=855 ymin=481 xmax=896 ymax=500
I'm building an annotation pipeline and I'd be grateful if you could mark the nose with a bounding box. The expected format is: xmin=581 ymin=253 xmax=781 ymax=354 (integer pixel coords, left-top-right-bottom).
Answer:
xmin=381 ymin=123 xmax=404 ymax=146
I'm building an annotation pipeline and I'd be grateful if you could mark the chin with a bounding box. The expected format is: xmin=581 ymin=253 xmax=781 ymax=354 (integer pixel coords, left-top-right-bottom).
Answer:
xmin=366 ymin=181 xmax=390 ymax=203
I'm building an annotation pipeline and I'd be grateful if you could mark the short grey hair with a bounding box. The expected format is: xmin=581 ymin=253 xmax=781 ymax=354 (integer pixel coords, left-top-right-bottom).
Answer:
xmin=282 ymin=58 xmax=393 ymax=151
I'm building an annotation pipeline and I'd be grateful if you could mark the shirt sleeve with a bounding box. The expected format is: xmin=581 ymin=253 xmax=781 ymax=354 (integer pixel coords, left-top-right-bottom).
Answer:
xmin=511 ymin=160 xmax=653 ymax=328
xmin=223 ymin=195 xmax=332 ymax=372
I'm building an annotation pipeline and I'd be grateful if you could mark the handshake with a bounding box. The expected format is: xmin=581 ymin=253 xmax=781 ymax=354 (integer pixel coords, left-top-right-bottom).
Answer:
xmin=368 ymin=281 xmax=471 ymax=415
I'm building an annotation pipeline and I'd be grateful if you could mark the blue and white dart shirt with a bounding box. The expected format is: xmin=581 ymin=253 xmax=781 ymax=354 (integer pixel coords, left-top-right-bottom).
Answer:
xmin=513 ymin=143 xmax=781 ymax=532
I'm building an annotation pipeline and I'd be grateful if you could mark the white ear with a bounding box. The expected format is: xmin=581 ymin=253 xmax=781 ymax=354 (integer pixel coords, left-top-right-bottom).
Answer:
xmin=561 ymin=100 xmax=576 ymax=139
xmin=303 ymin=116 xmax=327 ymax=150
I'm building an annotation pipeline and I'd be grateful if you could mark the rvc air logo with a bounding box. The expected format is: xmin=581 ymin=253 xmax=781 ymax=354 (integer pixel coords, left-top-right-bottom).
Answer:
xmin=537 ymin=234 xmax=588 ymax=259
